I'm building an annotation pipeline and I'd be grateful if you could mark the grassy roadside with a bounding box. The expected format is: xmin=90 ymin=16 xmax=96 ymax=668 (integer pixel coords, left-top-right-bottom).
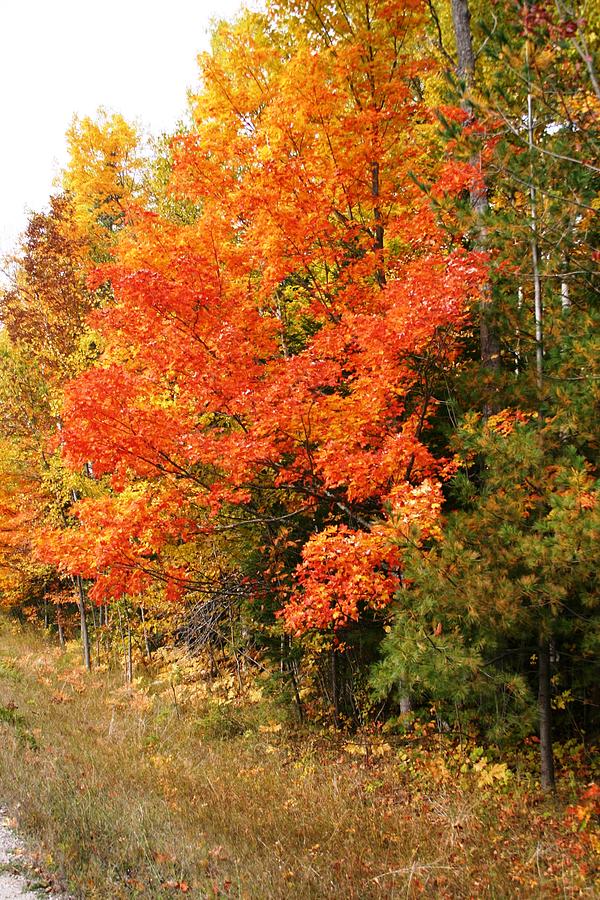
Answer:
xmin=0 ymin=621 xmax=598 ymax=899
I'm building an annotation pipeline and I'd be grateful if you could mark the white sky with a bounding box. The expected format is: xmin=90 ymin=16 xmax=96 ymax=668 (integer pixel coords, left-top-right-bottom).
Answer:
xmin=0 ymin=0 xmax=244 ymax=264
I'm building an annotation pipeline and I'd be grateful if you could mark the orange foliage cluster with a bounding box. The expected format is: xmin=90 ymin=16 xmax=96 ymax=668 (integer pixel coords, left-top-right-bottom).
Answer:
xmin=34 ymin=0 xmax=486 ymax=632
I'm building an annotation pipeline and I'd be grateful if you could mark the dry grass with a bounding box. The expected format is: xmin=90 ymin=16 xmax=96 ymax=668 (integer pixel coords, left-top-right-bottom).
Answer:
xmin=0 ymin=621 xmax=597 ymax=898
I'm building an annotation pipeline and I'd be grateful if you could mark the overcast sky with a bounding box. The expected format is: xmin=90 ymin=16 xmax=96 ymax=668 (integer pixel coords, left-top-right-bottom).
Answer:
xmin=0 ymin=0 xmax=244 ymax=265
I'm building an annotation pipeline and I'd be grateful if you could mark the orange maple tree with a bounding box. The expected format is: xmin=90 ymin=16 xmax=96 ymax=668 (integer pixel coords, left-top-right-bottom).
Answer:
xmin=40 ymin=0 xmax=486 ymax=633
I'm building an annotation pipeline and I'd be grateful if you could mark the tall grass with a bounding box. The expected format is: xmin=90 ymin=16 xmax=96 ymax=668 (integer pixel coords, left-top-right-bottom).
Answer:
xmin=0 ymin=621 xmax=597 ymax=898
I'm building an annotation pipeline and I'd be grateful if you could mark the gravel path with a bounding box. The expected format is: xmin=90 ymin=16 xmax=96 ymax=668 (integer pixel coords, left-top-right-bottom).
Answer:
xmin=0 ymin=811 xmax=53 ymax=900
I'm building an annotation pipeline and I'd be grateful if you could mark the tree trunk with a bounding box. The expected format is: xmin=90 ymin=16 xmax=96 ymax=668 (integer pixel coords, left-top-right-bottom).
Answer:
xmin=526 ymin=39 xmax=544 ymax=390
xmin=288 ymin=663 xmax=305 ymax=725
xmin=371 ymin=161 xmax=386 ymax=287
xmin=331 ymin=646 xmax=340 ymax=730
xmin=399 ymin=693 xmax=412 ymax=715
xmin=451 ymin=0 xmax=475 ymax=82
xmin=515 ymin=285 xmax=523 ymax=374
xmin=68 ymin=487 xmax=91 ymax=671
xmin=75 ymin=576 xmax=91 ymax=671
xmin=57 ymin=613 xmax=65 ymax=650
xmin=127 ymin=620 xmax=133 ymax=685
xmin=89 ymin=600 xmax=101 ymax=666
xmin=117 ymin=606 xmax=127 ymax=683
xmin=538 ymin=638 xmax=556 ymax=792
xmin=140 ymin=602 xmax=152 ymax=659
xmin=450 ymin=0 xmax=499 ymax=376
xmin=282 ymin=635 xmax=304 ymax=724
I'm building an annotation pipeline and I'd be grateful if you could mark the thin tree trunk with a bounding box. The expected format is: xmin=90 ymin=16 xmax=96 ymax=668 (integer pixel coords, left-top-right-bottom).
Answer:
xmin=288 ymin=664 xmax=305 ymax=725
xmin=515 ymin=285 xmax=523 ymax=374
xmin=127 ymin=619 xmax=133 ymax=685
xmin=89 ymin=600 xmax=101 ymax=667
xmin=538 ymin=638 xmax=556 ymax=792
xmin=229 ymin=606 xmax=243 ymax=692
xmin=57 ymin=612 xmax=65 ymax=650
xmin=75 ymin=576 xmax=91 ymax=671
xmin=451 ymin=0 xmax=475 ymax=81
xmin=283 ymin=635 xmax=304 ymax=724
xmin=122 ymin=606 xmax=133 ymax=685
xmin=331 ymin=646 xmax=340 ymax=730
xmin=371 ymin=161 xmax=386 ymax=287
xmin=117 ymin=606 xmax=127 ymax=682
xmin=68 ymin=486 xmax=91 ymax=671
xmin=526 ymin=39 xmax=544 ymax=389
xmin=140 ymin=602 xmax=152 ymax=659
xmin=523 ymin=40 xmax=552 ymax=791
xmin=450 ymin=0 xmax=500 ymax=375
xmin=561 ymin=255 xmax=571 ymax=311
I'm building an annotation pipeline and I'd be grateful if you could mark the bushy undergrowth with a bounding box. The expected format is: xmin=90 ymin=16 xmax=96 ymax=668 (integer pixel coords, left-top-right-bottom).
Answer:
xmin=0 ymin=621 xmax=597 ymax=899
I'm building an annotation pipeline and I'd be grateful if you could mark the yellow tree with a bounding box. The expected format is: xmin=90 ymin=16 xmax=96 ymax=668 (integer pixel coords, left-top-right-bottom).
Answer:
xmin=0 ymin=113 xmax=144 ymax=662
xmin=64 ymin=109 xmax=145 ymax=259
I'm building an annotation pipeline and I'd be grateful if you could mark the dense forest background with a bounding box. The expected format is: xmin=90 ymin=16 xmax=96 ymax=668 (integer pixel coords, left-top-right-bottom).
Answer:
xmin=0 ymin=0 xmax=598 ymax=794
